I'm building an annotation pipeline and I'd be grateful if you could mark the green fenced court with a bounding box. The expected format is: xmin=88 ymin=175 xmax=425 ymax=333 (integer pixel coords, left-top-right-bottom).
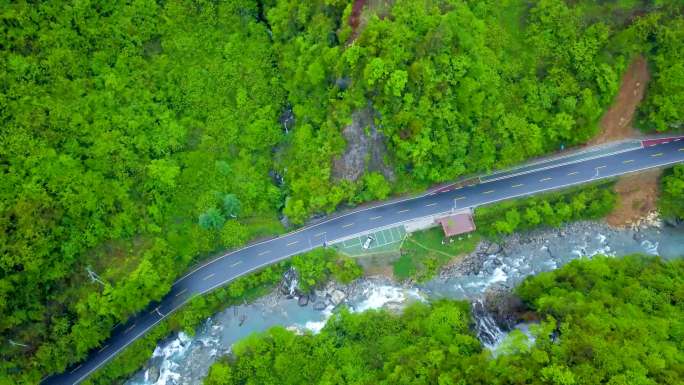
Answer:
xmin=332 ymin=226 xmax=406 ymax=257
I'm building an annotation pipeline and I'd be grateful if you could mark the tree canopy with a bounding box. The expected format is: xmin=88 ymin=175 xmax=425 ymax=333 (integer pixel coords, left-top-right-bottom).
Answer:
xmin=1 ymin=0 xmax=682 ymax=382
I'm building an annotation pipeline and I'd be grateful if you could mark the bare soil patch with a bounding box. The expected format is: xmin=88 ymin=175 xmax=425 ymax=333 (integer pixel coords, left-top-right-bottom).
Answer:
xmin=588 ymin=55 xmax=650 ymax=146
xmin=346 ymin=0 xmax=394 ymax=44
xmin=606 ymin=169 xmax=661 ymax=227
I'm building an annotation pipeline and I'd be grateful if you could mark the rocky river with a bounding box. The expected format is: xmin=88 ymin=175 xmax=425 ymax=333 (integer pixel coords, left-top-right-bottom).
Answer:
xmin=126 ymin=217 xmax=684 ymax=385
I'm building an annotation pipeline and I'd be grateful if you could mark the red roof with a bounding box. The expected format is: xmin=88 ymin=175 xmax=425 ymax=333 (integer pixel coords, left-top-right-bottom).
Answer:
xmin=436 ymin=212 xmax=476 ymax=237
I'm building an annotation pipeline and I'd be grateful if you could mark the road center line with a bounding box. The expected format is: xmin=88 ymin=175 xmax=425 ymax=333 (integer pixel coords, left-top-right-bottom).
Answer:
xmin=397 ymin=209 xmax=410 ymax=213
xmin=175 ymin=288 xmax=188 ymax=297
xmin=567 ymin=171 xmax=579 ymax=176
xmin=342 ymin=223 xmax=354 ymax=228
xmin=286 ymin=241 xmax=299 ymax=246
xmin=98 ymin=345 xmax=109 ymax=353
xmin=124 ymin=324 xmax=136 ymax=334
xmin=258 ymin=250 xmax=270 ymax=256
xmin=539 ymin=177 xmax=552 ymax=182
xmin=313 ymin=232 xmax=326 ymax=237
xmin=425 ymin=203 xmax=437 ymax=207
xmin=596 ymin=165 xmax=607 ymax=170
xmin=454 ymin=196 xmax=466 ymax=201
xmin=71 ymin=365 xmax=82 ymax=373
xmin=369 ymin=216 xmax=382 ymax=220
xmin=483 ymin=190 xmax=495 ymax=195
xmin=230 ymin=261 xmax=243 ymax=267
xmin=512 ymin=183 xmax=523 ymax=188
xmin=651 ymin=152 xmax=663 ymax=157
xmin=622 ymin=159 xmax=634 ymax=164
xmin=202 ymin=273 xmax=216 ymax=281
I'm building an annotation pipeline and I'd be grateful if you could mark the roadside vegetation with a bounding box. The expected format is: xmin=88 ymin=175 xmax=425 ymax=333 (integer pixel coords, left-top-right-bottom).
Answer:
xmin=476 ymin=182 xmax=618 ymax=237
xmin=659 ymin=165 xmax=684 ymax=221
xmin=1 ymin=0 xmax=683 ymax=382
xmin=204 ymin=255 xmax=684 ymax=385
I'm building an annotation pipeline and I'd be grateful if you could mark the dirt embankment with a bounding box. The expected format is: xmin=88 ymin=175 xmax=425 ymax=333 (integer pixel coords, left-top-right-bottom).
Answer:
xmin=598 ymin=56 xmax=661 ymax=227
xmin=606 ymin=169 xmax=661 ymax=227
xmin=587 ymin=55 xmax=649 ymax=146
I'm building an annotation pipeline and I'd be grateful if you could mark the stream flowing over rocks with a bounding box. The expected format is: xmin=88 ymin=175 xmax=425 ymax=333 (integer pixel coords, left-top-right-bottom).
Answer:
xmin=126 ymin=218 xmax=684 ymax=385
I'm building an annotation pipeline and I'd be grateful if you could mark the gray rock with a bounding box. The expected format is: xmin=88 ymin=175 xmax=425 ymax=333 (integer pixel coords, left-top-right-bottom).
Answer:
xmin=313 ymin=301 xmax=328 ymax=311
xmin=484 ymin=284 xmax=525 ymax=331
xmin=329 ymin=289 xmax=346 ymax=306
xmin=298 ymin=295 xmax=309 ymax=307
xmin=485 ymin=242 xmax=502 ymax=255
xmin=147 ymin=364 xmax=160 ymax=383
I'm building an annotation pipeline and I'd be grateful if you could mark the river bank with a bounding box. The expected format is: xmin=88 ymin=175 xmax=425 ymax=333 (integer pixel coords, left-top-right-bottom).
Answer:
xmin=126 ymin=216 xmax=684 ymax=385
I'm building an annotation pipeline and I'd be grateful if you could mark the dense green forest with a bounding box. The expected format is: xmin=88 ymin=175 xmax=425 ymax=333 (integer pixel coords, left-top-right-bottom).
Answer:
xmin=204 ymin=255 xmax=684 ymax=385
xmin=1 ymin=0 xmax=683 ymax=382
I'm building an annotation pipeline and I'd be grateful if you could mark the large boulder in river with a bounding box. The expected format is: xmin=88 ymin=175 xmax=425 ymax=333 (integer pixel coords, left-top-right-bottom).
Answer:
xmin=483 ymin=284 xmax=525 ymax=331
xmin=298 ymin=294 xmax=309 ymax=307
xmin=147 ymin=364 xmax=160 ymax=383
xmin=329 ymin=289 xmax=347 ymax=306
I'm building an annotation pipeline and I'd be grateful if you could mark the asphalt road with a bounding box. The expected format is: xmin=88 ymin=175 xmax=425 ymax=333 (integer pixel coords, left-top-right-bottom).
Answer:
xmin=44 ymin=138 xmax=684 ymax=385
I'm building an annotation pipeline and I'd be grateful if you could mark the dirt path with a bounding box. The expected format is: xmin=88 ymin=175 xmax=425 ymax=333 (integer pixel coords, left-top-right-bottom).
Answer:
xmin=589 ymin=56 xmax=661 ymax=227
xmin=587 ymin=56 xmax=650 ymax=145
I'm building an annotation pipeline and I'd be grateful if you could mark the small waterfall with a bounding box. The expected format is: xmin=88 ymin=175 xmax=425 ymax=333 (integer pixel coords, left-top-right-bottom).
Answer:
xmin=281 ymin=267 xmax=299 ymax=297
xmin=471 ymin=299 xmax=505 ymax=348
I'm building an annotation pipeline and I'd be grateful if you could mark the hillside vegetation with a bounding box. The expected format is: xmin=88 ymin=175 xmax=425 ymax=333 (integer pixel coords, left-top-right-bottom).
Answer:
xmin=1 ymin=0 xmax=683 ymax=382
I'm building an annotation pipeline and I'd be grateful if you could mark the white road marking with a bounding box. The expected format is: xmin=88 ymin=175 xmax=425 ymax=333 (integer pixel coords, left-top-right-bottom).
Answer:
xmin=425 ymin=203 xmax=437 ymax=207
xmin=651 ymin=152 xmax=663 ymax=157
xmin=675 ymin=138 xmax=681 ymax=141
xmin=679 ymin=148 xmax=684 ymax=151
xmin=512 ymin=183 xmax=523 ymax=188
xmin=65 ymin=153 xmax=684 ymax=385
xmin=454 ymin=196 xmax=466 ymax=201
xmin=539 ymin=177 xmax=552 ymax=182
xmin=567 ymin=171 xmax=579 ymax=176
xmin=483 ymin=190 xmax=495 ymax=195
xmin=342 ymin=223 xmax=354 ymax=228
xmin=369 ymin=216 xmax=382 ymax=220
xmin=650 ymin=143 xmax=658 ymax=147
xmin=313 ymin=232 xmax=327 ymax=237
xmin=124 ymin=324 xmax=136 ymax=334
xmin=258 ymin=250 xmax=270 ymax=256
xmin=397 ymin=209 xmax=410 ymax=213
xmin=595 ymin=165 xmax=607 ymax=169
xmin=175 ymin=288 xmax=188 ymax=297
xmin=202 ymin=273 xmax=216 ymax=281
xmin=98 ymin=345 xmax=109 ymax=353
xmin=230 ymin=261 xmax=243 ymax=267
xmin=622 ymin=159 xmax=634 ymax=164
xmin=286 ymin=241 xmax=299 ymax=246
xmin=71 ymin=365 xmax=82 ymax=373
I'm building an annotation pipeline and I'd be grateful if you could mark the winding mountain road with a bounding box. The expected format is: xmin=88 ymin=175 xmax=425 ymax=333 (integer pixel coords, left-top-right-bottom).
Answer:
xmin=44 ymin=137 xmax=684 ymax=385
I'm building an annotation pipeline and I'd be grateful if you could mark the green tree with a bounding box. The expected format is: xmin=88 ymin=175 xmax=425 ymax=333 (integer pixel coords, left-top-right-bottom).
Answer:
xmin=659 ymin=165 xmax=684 ymax=220
xmin=222 ymin=194 xmax=241 ymax=218
xmin=220 ymin=220 xmax=250 ymax=248
xmin=199 ymin=208 xmax=226 ymax=231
